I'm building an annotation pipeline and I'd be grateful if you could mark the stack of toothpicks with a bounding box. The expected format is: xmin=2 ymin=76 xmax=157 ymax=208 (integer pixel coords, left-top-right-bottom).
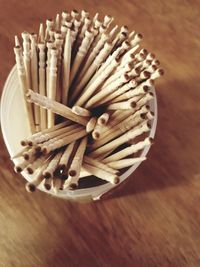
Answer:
xmin=12 ymin=10 xmax=164 ymax=193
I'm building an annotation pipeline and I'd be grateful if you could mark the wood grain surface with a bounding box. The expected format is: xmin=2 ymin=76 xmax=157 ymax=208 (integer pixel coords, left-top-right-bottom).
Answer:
xmin=0 ymin=0 xmax=200 ymax=266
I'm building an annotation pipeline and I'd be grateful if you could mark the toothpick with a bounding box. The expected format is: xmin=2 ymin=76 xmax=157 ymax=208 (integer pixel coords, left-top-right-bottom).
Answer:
xmin=130 ymin=33 xmax=143 ymax=46
xmin=106 ymin=100 xmax=136 ymax=110
xmin=102 ymin=62 xmax=132 ymax=89
xmin=11 ymin=146 xmax=29 ymax=159
xmin=70 ymin=41 xmax=112 ymax=104
xmin=92 ymin=124 xmax=102 ymax=140
xmin=85 ymin=73 xmax=129 ymax=109
xmin=55 ymin=14 xmax=60 ymax=31
xmin=55 ymin=37 xmax=64 ymax=103
xmin=150 ymin=68 xmax=164 ymax=80
xmin=14 ymin=156 xmax=36 ymax=173
xmin=47 ymin=48 xmax=58 ymax=128
xmin=83 ymin=156 xmax=118 ymax=175
xmin=25 ymin=160 xmax=50 ymax=192
xmin=25 ymin=121 xmax=71 ymax=146
xmin=36 ymin=130 xmax=74 ymax=152
xmin=88 ymin=24 xmax=106 ymax=52
xmin=21 ymin=32 xmax=32 ymax=89
xmin=97 ymin=113 xmax=110 ymax=126
xmin=112 ymin=27 xmax=128 ymax=48
xmin=121 ymin=44 xmax=139 ymax=63
xmin=128 ymin=30 xmax=135 ymax=40
xmin=135 ymin=70 xmax=151 ymax=82
xmin=75 ymin=58 xmax=118 ymax=107
xmin=71 ymin=19 xmax=82 ymax=48
xmin=145 ymin=110 xmax=155 ymax=120
xmin=88 ymin=41 xmax=128 ymax=85
xmin=69 ymin=30 xmax=94 ymax=85
xmin=72 ymin=106 xmax=91 ymax=117
xmin=68 ymin=137 xmax=87 ymax=186
xmin=30 ymin=34 xmax=40 ymax=132
xmin=109 ymin=104 xmax=150 ymax=129
xmin=135 ymin=92 xmax=154 ymax=110
xmin=23 ymin=146 xmax=37 ymax=161
xmin=134 ymin=51 xmax=146 ymax=63
xmin=65 ymin=20 xmax=73 ymax=29
xmin=43 ymin=151 xmax=63 ymax=178
xmin=91 ymin=113 xmax=146 ymax=150
xmin=89 ymin=121 xmax=151 ymax=159
xmin=42 ymin=129 xmax=87 ymax=154
xmin=128 ymin=65 xmax=140 ymax=77
xmin=97 ymin=79 xmax=138 ymax=106
xmin=38 ymin=42 xmax=47 ymax=130
xmin=14 ymin=46 xmax=35 ymax=133
xmin=38 ymin=23 xmax=45 ymax=42
xmin=107 ymin=157 xmax=146 ymax=169
xmin=49 ymin=29 xmax=55 ymax=42
xmin=26 ymin=90 xmax=89 ymax=126
xmin=76 ymin=33 xmax=108 ymax=82
xmin=108 ymin=25 xmax=119 ymax=42
xmin=112 ymin=85 xmax=149 ymax=103
xmin=62 ymin=28 xmax=71 ymax=105
xmin=58 ymin=141 xmax=76 ymax=171
xmin=86 ymin=117 xmax=97 ymax=133
xmin=71 ymin=9 xmax=79 ymax=23
xmin=60 ymin=25 xmax=68 ymax=38
xmin=92 ymin=12 xmax=99 ymax=23
xmin=103 ymin=15 xmax=113 ymax=28
xmin=146 ymin=53 xmax=155 ymax=61
xmin=82 ymin=162 xmax=119 ymax=185
xmin=79 ymin=17 xmax=91 ymax=40
xmin=15 ymin=35 xmax=20 ymax=46
xmin=45 ymin=19 xmax=54 ymax=41
xmin=61 ymin=11 xmax=70 ymax=25
xmin=152 ymin=59 xmax=160 ymax=66
xmin=26 ymin=154 xmax=49 ymax=174
xmin=52 ymin=176 xmax=63 ymax=193
xmin=44 ymin=176 xmax=53 ymax=191
xmin=46 ymin=41 xmax=54 ymax=94
xmin=103 ymin=137 xmax=153 ymax=163
xmin=81 ymin=10 xmax=89 ymax=22
xmin=94 ymin=18 xmax=102 ymax=30
xmin=145 ymin=64 xmax=157 ymax=74
xmin=30 ymin=124 xmax=81 ymax=145
xmin=135 ymin=59 xmax=151 ymax=71
xmin=140 ymin=78 xmax=155 ymax=87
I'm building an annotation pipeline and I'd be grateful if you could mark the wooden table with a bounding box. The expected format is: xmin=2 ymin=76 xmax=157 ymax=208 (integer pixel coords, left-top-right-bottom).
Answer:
xmin=0 ymin=1 xmax=200 ymax=266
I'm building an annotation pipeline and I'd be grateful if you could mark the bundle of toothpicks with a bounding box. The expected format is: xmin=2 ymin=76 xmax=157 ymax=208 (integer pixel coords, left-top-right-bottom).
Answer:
xmin=13 ymin=10 xmax=164 ymax=194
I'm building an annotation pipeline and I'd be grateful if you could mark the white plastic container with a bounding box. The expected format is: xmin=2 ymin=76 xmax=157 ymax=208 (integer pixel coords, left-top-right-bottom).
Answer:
xmin=1 ymin=65 xmax=157 ymax=201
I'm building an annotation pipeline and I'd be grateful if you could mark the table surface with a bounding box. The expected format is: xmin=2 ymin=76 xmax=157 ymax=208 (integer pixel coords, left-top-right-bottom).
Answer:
xmin=0 ymin=0 xmax=200 ymax=266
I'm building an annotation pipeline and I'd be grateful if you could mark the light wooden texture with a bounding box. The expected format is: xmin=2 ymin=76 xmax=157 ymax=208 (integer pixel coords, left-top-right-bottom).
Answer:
xmin=0 ymin=1 xmax=200 ymax=267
